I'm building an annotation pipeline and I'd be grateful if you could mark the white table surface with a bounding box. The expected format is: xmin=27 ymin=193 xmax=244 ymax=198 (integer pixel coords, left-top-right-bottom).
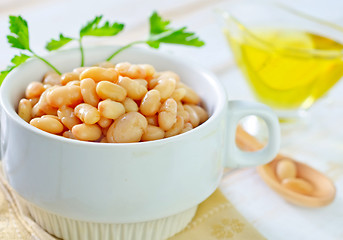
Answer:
xmin=1 ymin=0 xmax=342 ymax=239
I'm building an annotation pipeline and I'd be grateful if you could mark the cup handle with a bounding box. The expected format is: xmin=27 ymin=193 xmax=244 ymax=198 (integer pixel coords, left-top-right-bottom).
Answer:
xmin=225 ymin=100 xmax=280 ymax=168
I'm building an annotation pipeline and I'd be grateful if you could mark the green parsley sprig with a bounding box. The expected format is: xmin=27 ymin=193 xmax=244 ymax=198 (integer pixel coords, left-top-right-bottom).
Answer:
xmin=1 ymin=12 xmax=205 ymax=85
xmin=0 ymin=16 xmax=61 ymax=84
xmin=106 ymin=11 xmax=205 ymax=61
xmin=46 ymin=16 xmax=124 ymax=67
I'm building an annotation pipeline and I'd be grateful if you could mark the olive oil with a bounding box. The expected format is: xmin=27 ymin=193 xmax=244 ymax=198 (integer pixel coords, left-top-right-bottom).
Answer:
xmin=225 ymin=28 xmax=343 ymax=110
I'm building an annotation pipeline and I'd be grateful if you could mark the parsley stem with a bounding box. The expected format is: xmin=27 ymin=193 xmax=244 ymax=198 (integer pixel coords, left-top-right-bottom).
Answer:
xmin=106 ymin=40 xmax=146 ymax=61
xmin=31 ymin=51 xmax=61 ymax=75
xmin=79 ymin=38 xmax=85 ymax=67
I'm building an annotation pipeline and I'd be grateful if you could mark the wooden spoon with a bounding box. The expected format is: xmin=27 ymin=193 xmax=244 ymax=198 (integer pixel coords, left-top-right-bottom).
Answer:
xmin=235 ymin=126 xmax=336 ymax=207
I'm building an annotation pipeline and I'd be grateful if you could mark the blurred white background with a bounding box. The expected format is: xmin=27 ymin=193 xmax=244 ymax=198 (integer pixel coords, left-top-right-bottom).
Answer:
xmin=1 ymin=1 xmax=343 ymax=239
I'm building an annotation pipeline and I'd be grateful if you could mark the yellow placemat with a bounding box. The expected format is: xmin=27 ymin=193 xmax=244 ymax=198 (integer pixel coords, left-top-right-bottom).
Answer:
xmin=0 ymin=164 xmax=265 ymax=240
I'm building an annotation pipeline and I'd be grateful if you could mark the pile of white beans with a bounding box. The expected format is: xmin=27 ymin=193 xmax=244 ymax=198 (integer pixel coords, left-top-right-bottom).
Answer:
xmin=17 ymin=62 xmax=208 ymax=143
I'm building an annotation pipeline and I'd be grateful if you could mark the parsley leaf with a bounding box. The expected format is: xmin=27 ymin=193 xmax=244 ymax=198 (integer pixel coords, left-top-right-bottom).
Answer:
xmin=79 ymin=16 xmax=124 ymax=65
xmin=80 ymin=15 xmax=124 ymax=37
xmin=47 ymin=15 xmax=124 ymax=66
xmin=147 ymin=12 xmax=204 ymax=48
xmin=80 ymin=16 xmax=102 ymax=37
xmin=46 ymin=34 xmax=73 ymax=51
xmin=11 ymin=53 xmax=31 ymax=66
xmin=7 ymin=15 xmax=30 ymax=50
xmin=0 ymin=53 xmax=30 ymax=84
xmin=149 ymin=12 xmax=170 ymax=35
xmin=2 ymin=15 xmax=62 ymax=79
xmin=106 ymin=11 xmax=205 ymax=61
xmin=147 ymin=27 xmax=205 ymax=48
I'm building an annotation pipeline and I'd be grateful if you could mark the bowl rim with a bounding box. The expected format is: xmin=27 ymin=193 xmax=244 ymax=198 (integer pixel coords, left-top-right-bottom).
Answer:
xmin=0 ymin=45 xmax=227 ymax=147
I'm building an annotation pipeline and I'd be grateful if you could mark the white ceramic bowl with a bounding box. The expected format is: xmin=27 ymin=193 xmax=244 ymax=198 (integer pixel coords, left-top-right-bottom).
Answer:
xmin=0 ymin=46 xmax=280 ymax=228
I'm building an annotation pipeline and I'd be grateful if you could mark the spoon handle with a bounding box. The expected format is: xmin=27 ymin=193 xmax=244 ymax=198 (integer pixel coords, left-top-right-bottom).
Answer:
xmin=235 ymin=126 xmax=265 ymax=151
xmin=235 ymin=126 xmax=285 ymax=161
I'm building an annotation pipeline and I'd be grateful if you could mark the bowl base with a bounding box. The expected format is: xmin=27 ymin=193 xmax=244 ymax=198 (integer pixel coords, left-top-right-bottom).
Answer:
xmin=22 ymin=199 xmax=197 ymax=240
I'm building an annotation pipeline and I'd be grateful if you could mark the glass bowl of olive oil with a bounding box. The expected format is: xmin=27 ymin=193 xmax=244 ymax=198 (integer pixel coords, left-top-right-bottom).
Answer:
xmin=220 ymin=1 xmax=343 ymax=120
